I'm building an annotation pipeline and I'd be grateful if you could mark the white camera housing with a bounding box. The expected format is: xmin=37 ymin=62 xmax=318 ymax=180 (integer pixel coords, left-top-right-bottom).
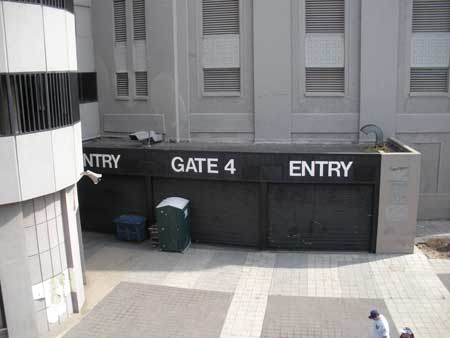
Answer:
xmin=81 ymin=170 xmax=102 ymax=184
xmin=129 ymin=130 xmax=163 ymax=144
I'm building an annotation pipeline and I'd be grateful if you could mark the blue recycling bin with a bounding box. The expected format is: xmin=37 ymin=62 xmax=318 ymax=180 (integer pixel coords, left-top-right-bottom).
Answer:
xmin=114 ymin=214 xmax=147 ymax=242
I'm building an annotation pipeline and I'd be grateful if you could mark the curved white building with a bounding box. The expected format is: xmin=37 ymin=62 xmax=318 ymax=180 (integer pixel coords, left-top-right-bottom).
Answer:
xmin=0 ymin=1 xmax=85 ymax=337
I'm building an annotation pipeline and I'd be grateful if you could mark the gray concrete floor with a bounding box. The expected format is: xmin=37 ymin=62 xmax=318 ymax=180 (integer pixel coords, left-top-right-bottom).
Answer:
xmin=46 ymin=221 xmax=450 ymax=338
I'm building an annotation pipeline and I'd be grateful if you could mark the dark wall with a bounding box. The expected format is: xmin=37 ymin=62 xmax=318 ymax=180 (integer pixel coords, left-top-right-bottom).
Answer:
xmin=78 ymin=175 xmax=148 ymax=233
xmin=153 ymin=178 xmax=260 ymax=247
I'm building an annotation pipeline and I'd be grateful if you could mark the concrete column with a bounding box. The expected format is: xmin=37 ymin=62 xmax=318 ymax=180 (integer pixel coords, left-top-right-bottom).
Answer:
xmin=0 ymin=204 xmax=38 ymax=338
xmin=360 ymin=0 xmax=399 ymax=139
xmin=254 ymin=0 xmax=292 ymax=143
xmin=61 ymin=186 xmax=85 ymax=313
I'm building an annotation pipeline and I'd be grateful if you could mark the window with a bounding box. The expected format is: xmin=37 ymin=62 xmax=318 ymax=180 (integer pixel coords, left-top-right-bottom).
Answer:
xmin=116 ymin=72 xmax=129 ymax=97
xmin=114 ymin=0 xmax=127 ymax=43
xmin=304 ymin=0 xmax=345 ymax=94
xmin=78 ymin=72 xmax=98 ymax=103
xmin=410 ymin=0 xmax=450 ymax=93
xmin=135 ymin=71 xmax=148 ymax=97
xmin=202 ymin=0 xmax=241 ymax=94
xmin=133 ymin=0 xmax=146 ymax=41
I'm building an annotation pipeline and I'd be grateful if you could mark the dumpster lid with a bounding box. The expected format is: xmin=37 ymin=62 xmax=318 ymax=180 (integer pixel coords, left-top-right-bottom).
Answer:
xmin=157 ymin=197 xmax=189 ymax=210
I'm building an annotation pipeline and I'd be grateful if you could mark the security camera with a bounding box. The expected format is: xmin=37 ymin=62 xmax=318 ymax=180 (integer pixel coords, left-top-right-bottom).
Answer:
xmin=129 ymin=131 xmax=150 ymax=141
xmin=81 ymin=170 xmax=102 ymax=184
xmin=129 ymin=130 xmax=163 ymax=144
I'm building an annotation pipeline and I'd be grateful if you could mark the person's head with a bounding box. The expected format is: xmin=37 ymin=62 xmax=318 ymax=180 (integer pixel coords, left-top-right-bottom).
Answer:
xmin=368 ymin=309 xmax=380 ymax=320
xmin=400 ymin=327 xmax=414 ymax=338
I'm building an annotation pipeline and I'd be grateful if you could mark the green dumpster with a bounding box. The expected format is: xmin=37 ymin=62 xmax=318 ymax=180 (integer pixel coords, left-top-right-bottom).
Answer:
xmin=156 ymin=197 xmax=190 ymax=252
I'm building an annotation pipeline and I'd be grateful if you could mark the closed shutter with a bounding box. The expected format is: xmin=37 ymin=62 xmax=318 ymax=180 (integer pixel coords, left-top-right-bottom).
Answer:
xmin=306 ymin=68 xmax=345 ymax=93
xmin=305 ymin=0 xmax=345 ymax=33
xmin=204 ymin=68 xmax=240 ymax=93
xmin=202 ymin=0 xmax=239 ymax=35
xmin=116 ymin=73 xmax=129 ymax=97
xmin=413 ymin=0 xmax=450 ymax=32
xmin=305 ymin=0 xmax=345 ymax=94
xmin=411 ymin=0 xmax=450 ymax=93
xmin=114 ymin=0 xmax=127 ymax=43
xmin=135 ymin=71 xmax=148 ymax=97
xmin=133 ymin=0 xmax=146 ymax=40
xmin=202 ymin=0 xmax=241 ymax=94
xmin=410 ymin=68 xmax=449 ymax=92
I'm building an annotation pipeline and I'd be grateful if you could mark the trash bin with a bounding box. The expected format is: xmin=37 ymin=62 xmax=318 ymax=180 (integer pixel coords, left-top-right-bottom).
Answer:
xmin=114 ymin=214 xmax=147 ymax=241
xmin=156 ymin=197 xmax=190 ymax=252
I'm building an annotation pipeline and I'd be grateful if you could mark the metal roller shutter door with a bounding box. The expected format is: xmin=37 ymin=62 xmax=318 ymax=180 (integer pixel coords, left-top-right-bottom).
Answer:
xmin=153 ymin=178 xmax=259 ymax=247
xmin=268 ymin=184 xmax=373 ymax=251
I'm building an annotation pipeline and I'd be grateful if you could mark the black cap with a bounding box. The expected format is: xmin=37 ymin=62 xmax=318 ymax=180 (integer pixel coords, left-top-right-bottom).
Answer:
xmin=368 ymin=309 xmax=380 ymax=319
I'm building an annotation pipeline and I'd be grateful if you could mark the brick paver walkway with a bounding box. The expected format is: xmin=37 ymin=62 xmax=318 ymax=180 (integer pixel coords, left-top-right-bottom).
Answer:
xmin=56 ymin=231 xmax=450 ymax=338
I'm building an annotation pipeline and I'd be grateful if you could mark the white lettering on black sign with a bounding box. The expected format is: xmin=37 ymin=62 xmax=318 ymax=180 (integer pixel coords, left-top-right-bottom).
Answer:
xmin=171 ymin=157 xmax=236 ymax=175
xmin=84 ymin=153 xmax=121 ymax=169
xmin=289 ymin=161 xmax=353 ymax=177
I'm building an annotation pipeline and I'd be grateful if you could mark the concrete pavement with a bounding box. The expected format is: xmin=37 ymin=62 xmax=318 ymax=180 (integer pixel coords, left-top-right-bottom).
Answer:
xmin=42 ymin=224 xmax=450 ymax=338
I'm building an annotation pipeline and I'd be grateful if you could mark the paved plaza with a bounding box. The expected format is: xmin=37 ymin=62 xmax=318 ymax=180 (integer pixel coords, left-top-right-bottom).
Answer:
xmin=51 ymin=222 xmax=450 ymax=338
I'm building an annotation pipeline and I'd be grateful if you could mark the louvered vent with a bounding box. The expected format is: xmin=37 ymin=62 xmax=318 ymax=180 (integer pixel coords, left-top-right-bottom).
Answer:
xmin=204 ymin=68 xmax=240 ymax=93
xmin=305 ymin=0 xmax=345 ymax=33
xmin=305 ymin=68 xmax=345 ymax=93
xmin=133 ymin=0 xmax=146 ymax=40
xmin=116 ymin=73 xmax=129 ymax=97
xmin=202 ymin=0 xmax=239 ymax=35
xmin=114 ymin=0 xmax=127 ymax=43
xmin=413 ymin=0 xmax=450 ymax=32
xmin=135 ymin=72 xmax=148 ymax=97
xmin=410 ymin=68 xmax=449 ymax=92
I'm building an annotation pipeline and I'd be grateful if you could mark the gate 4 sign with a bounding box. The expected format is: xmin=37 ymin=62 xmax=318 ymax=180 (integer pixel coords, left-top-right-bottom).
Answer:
xmin=171 ymin=156 xmax=237 ymax=175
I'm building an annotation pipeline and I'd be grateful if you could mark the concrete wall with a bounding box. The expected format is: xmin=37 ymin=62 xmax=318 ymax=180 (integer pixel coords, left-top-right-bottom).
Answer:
xmin=0 ymin=187 xmax=85 ymax=338
xmin=90 ymin=0 xmax=450 ymax=219
xmin=376 ymin=141 xmax=421 ymax=254
xmin=0 ymin=204 xmax=38 ymax=338
xmin=75 ymin=0 xmax=100 ymax=140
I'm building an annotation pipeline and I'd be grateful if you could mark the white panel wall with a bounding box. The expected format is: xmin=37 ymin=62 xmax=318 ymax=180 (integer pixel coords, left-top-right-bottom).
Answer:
xmin=0 ymin=3 xmax=9 ymax=72
xmin=44 ymin=7 xmax=69 ymax=71
xmin=75 ymin=5 xmax=95 ymax=72
xmin=16 ymin=131 xmax=56 ymax=201
xmin=1 ymin=125 xmax=82 ymax=205
xmin=52 ymin=126 xmax=76 ymax=191
xmin=3 ymin=2 xmax=46 ymax=72
xmin=0 ymin=137 xmax=21 ymax=204
xmin=79 ymin=102 xmax=100 ymax=140
xmin=66 ymin=12 xmax=78 ymax=71
xmin=73 ymin=122 xmax=84 ymax=178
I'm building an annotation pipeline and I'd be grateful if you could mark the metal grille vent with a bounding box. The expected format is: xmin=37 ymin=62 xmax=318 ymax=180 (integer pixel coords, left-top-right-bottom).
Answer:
xmin=305 ymin=68 xmax=345 ymax=93
xmin=133 ymin=0 xmax=146 ymax=40
xmin=116 ymin=73 xmax=129 ymax=97
xmin=114 ymin=0 xmax=127 ymax=43
xmin=1 ymin=73 xmax=75 ymax=134
xmin=410 ymin=68 xmax=449 ymax=92
xmin=135 ymin=72 xmax=148 ymax=97
xmin=202 ymin=0 xmax=239 ymax=35
xmin=413 ymin=0 xmax=450 ymax=32
xmin=204 ymin=68 xmax=240 ymax=92
xmin=305 ymin=0 xmax=345 ymax=33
